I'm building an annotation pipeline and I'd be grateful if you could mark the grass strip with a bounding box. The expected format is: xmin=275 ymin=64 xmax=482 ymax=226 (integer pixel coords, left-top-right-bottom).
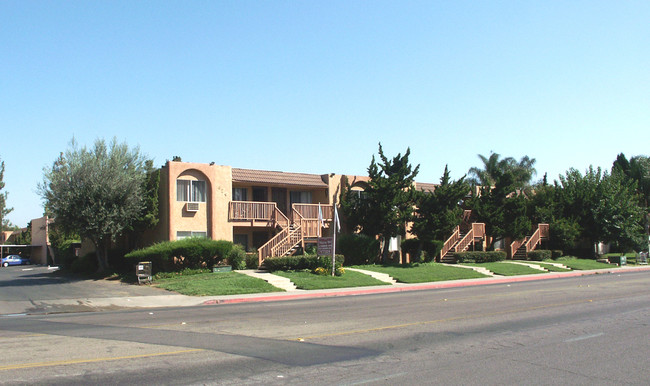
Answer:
xmin=465 ymin=262 xmax=546 ymax=276
xmin=551 ymin=257 xmax=616 ymax=270
xmin=351 ymin=263 xmax=488 ymax=283
xmin=154 ymin=272 xmax=284 ymax=296
xmin=274 ymin=270 xmax=389 ymax=290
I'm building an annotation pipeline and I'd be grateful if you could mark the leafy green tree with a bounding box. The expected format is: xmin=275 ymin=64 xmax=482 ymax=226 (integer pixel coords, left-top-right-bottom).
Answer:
xmin=594 ymin=171 xmax=644 ymax=253
xmin=39 ymin=138 xmax=148 ymax=271
xmin=0 ymin=157 xmax=14 ymax=231
xmin=124 ymin=160 xmax=160 ymax=249
xmin=556 ymin=166 xmax=644 ymax=255
xmin=612 ymin=153 xmax=650 ymax=249
xmin=411 ymin=165 xmax=469 ymax=256
xmin=342 ymin=144 xmax=419 ymax=263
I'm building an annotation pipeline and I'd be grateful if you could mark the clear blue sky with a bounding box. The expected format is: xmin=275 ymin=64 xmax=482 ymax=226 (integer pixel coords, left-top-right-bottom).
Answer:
xmin=2 ymin=1 xmax=649 ymax=227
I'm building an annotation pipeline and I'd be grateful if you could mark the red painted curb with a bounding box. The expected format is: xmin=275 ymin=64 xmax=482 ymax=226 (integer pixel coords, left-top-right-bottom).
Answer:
xmin=202 ymin=266 xmax=650 ymax=306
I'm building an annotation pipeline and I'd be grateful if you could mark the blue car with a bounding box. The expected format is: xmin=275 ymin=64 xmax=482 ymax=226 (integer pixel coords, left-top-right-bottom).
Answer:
xmin=1 ymin=254 xmax=31 ymax=267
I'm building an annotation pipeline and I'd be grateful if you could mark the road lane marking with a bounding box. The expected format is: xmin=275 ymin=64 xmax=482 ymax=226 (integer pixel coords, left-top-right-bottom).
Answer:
xmin=565 ymin=332 xmax=604 ymax=342
xmin=0 ymin=349 xmax=204 ymax=371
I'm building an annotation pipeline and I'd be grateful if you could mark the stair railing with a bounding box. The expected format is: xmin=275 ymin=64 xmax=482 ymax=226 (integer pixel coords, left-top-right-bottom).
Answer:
xmin=524 ymin=223 xmax=549 ymax=253
xmin=440 ymin=226 xmax=460 ymax=261
xmin=509 ymin=238 xmax=526 ymax=259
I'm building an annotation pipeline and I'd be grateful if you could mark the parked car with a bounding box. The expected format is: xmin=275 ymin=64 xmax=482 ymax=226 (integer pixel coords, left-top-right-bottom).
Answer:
xmin=1 ymin=254 xmax=31 ymax=267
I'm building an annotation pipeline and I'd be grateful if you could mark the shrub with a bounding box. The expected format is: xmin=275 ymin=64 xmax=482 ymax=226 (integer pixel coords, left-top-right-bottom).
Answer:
xmin=401 ymin=238 xmax=421 ymax=261
xmin=454 ymin=251 xmax=506 ymax=263
xmin=263 ymin=255 xmax=344 ymax=272
xmin=227 ymin=245 xmax=247 ymax=270
xmin=527 ymin=250 xmax=552 ymax=261
xmin=551 ymin=250 xmax=563 ymax=259
xmin=70 ymin=253 xmax=98 ymax=274
xmin=337 ymin=234 xmax=380 ymax=265
xmin=124 ymin=238 xmax=234 ymax=273
xmin=245 ymin=253 xmax=259 ymax=269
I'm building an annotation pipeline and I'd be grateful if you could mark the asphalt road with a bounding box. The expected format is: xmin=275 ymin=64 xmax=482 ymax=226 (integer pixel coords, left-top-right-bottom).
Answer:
xmin=2 ymin=270 xmax=650 ymax=385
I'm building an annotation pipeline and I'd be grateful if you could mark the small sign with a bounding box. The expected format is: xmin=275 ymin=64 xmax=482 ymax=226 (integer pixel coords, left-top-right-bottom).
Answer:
xmin=318 ymin=237 xmax=333 ymax=255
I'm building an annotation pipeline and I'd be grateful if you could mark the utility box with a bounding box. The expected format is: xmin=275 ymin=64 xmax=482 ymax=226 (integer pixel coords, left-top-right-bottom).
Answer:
xmin=137 ymin=261 xmax=152 ymax=284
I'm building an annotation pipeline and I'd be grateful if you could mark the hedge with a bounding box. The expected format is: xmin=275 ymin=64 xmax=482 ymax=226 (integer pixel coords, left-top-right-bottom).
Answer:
xmin=527 ymin=250 xmax=552 ymax=261
xmin=124 ymin=238 xmax=234 ymax=273
xmin=263 ymin=255 xmax=344 ymax=272
xmin=454 ymin=251 xmax=506 ymax=263
xmin=400 ymin=238 xmax=443 ymax=262
xmin=337 ymin=234 xmax=380 ymax=265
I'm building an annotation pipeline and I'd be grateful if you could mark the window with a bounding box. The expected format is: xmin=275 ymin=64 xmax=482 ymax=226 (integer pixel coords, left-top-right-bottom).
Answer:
xmin=177 ymin=180 xmax=206 ymax=202
xmin=232 ymin=187 xmax=248 ymax=201
xmin=176 ymin=231 xmax=207 ymax=240
xmin=290 ymin=191 xmax=312 ymax=205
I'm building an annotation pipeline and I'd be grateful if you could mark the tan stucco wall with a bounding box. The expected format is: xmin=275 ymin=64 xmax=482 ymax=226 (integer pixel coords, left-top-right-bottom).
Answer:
xmin=30 ymin=216 xmax=50 ymax=265
xmin=165 ymin=161 xmax=232 ymax=241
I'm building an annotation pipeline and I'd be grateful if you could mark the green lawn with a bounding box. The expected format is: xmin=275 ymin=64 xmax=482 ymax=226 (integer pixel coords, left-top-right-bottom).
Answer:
xmin=351 ymin=263 xmax=488 ymax=283
xmin=465 ymin=262 xmax=546 ymax=276
xmin=274 ymin=270 xmax=389 ymax=290
xmin=154 ymin=272 xmax=284 ymax=296
xmin=551 ymin=257 xmax=616 ymax=270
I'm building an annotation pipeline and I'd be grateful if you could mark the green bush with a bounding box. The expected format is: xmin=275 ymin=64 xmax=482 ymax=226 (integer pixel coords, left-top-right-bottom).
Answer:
xmin=245 ymin=253 xmax=259 ymax=269
xmin=454 ymin=251 xmax=506 ymax=263
xmin=527 ymin=250 xmax=552 ymax=261
xmin=124 ymin=238 xmax=234 ymax=273
xmin=401 ymin=238 xmax=421 ymax=261
xmin=70 ymin=253 xmax=98 ymax=274
xmin=263 ymin=255 xmax=344 ymax=272
xmin=227 ymin=245 xmax=247 ymax=270
xmin=337 ymin=234 xmax=380 ymax=265
xmin=551 ymin=250 xmax=563 ymax=259
xmin=400 ymin=238 xmax=443 ymax=263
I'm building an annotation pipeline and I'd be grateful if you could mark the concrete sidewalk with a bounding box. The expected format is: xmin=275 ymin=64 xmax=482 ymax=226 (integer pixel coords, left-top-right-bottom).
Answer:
xmin=3 ymin=265 xmax=650 ymax=315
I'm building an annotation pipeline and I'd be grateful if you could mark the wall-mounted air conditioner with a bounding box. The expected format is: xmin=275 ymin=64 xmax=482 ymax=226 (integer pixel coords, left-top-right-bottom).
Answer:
xmin=186 ymin=202 xmax=199 ymax=212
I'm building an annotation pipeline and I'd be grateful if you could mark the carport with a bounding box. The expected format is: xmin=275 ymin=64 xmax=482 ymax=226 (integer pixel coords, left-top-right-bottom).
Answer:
xmin=0 ymin=244 xmax=33 ymax=259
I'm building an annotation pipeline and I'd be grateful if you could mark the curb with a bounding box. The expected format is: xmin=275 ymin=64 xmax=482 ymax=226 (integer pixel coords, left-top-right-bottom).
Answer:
xmin=202 ymin=265 xmax=650 ymax=306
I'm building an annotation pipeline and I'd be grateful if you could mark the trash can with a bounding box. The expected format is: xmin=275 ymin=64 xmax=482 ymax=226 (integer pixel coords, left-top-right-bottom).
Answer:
xmin=136 ymin=261 xmax=152 ymax=284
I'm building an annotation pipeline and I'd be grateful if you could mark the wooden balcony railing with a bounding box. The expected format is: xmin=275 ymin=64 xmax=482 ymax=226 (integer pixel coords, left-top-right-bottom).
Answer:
xmin=229 ymin=201 xmax=276 ymax=221
xmin=472 ymin=223 xmax=485 ymax=239
xmin=292 ymin=203 xmax=333 ymax=221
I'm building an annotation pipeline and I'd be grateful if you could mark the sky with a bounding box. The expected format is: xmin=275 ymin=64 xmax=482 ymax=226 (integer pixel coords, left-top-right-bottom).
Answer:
xmin=1 ymin=1 xmax=649 ymax=227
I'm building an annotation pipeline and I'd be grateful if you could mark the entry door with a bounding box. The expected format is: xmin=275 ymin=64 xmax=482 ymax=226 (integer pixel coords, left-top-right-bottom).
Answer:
xmin=271 ymin=188 xmax=287 ymax=215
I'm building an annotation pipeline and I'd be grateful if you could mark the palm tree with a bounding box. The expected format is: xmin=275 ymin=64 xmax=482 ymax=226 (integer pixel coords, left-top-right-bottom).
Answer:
xmin=468 ymin=152 xmax=536 ymax=188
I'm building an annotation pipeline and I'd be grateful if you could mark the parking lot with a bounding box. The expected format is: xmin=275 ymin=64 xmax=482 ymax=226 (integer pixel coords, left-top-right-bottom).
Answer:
xmin=0 ymin=265 xmax=167 ymax=315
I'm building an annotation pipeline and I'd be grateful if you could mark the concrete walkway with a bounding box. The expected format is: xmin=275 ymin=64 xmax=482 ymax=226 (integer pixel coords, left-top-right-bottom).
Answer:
xmin=446 ymin=263 xmax=495 ymax=276
xmin=506 ymin=261 xmax=548 ymax=271
xmin=238 ymin=269 xmax=301 ymax=291
xmin=345 ymin=267 xmax=398 ymax=284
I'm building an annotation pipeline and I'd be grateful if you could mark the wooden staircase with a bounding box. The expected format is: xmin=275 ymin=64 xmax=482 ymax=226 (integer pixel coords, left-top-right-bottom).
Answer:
xmin=439 ymin=222 xmax=486 ymax=263
xmin=508 ymin=224 xmax=549 ymax=259
xmin=257 ymin=204 xmax=333 ymax=266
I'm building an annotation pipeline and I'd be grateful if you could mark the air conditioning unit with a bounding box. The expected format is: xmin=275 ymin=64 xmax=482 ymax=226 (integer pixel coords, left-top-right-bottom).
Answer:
xmin=186 ymin=202 xmax=200 ymax=212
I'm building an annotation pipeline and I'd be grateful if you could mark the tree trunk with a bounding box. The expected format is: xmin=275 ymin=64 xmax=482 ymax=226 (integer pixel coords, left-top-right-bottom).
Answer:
xmin=94 ymin=239 xmax=108 ymax=272
xmin=381 ymin=237 xmax=390 ymax=264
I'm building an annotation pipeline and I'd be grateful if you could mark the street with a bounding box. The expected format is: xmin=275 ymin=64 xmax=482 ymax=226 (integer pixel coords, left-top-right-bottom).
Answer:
xmin=1 ymin=271 xmax=650 ymax=385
